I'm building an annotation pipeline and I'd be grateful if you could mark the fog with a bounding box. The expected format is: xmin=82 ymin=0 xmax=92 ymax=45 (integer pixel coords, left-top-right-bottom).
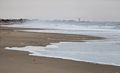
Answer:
xmin=0 ymin=0 xmax=120 ymax=21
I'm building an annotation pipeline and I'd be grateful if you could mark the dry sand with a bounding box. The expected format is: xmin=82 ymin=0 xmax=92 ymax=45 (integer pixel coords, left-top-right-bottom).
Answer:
xmin=0 ymin=26 xmax=120 ymax=73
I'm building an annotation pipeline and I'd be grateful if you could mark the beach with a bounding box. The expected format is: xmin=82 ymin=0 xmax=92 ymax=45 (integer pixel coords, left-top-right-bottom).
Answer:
xmin=0 ymin=25 xmax=120 ymax=73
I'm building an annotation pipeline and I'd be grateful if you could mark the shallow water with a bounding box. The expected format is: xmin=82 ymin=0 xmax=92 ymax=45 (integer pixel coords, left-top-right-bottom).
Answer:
xmin=5 ymin=41 xmax=120 ymax=66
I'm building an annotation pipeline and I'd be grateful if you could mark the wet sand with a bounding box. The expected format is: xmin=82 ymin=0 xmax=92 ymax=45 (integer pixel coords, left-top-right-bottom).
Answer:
xmin=0 ymin=26 xmax=120 ymax=73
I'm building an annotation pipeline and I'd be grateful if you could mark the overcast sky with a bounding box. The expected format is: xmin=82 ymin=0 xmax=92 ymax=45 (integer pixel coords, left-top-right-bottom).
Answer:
xmin=0 ymin=0 xmax=120 ymax=21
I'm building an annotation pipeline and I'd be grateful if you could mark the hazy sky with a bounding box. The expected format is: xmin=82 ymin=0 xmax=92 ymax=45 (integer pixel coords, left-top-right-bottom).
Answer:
xmin=0 ymin=0 xmax=120 ymax=21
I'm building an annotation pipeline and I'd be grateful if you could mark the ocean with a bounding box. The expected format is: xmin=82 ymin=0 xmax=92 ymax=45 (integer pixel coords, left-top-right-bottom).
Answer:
xmin=4 ymin=21 xmax=120 ymax=66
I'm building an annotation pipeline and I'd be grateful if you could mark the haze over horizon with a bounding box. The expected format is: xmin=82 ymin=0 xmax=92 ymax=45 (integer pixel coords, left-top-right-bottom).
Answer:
xmin=0 ymin=0 xmax=120 ymax=21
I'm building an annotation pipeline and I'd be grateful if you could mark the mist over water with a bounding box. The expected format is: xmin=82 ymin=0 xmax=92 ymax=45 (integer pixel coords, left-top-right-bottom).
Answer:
xmin=1 ymin=0 xmax=120 ymax=21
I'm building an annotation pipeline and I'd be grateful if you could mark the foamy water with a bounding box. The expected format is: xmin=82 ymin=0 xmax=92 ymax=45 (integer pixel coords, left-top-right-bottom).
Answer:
xmin=4 ymin=21 xmax=120 ymax=66
xmin=5 ymin=41 xmax=120 ymax=66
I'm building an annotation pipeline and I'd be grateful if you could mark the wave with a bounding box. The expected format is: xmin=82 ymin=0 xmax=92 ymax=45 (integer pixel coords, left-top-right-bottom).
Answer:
xmin=4 ymin=21 xmax=120 ymax=31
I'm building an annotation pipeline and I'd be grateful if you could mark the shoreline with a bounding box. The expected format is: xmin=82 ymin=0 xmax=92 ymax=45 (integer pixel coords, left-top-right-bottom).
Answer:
xmin=5 ymin=47 xmax=120 ymax=67
xmin=0 ymin=26 xmax=120 ymax=73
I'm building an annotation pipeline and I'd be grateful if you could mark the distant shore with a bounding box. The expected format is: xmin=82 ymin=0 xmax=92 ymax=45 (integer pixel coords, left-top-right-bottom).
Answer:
xmin=0 ymin=25 xmax=120 ymax=73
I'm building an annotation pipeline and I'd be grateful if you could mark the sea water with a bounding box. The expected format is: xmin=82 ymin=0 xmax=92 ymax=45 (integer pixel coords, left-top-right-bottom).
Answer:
xmin=4 ymin=21 xmax=120 ymax=66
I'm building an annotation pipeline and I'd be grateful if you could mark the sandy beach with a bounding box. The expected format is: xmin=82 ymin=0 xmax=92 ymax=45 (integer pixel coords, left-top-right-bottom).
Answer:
xmin=0 ymin=26 xmax=120 ymax=73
